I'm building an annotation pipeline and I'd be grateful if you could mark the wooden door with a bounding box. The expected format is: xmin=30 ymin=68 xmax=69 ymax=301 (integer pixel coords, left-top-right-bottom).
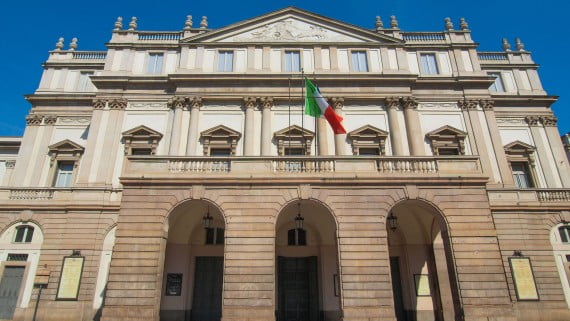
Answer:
xmin=191 ymin=257 xmax=223 ymax=321
xmin=0 ymin=266 xmax=25 ymax=319
xmin=277 ymin=256 xmax=318 ymax=321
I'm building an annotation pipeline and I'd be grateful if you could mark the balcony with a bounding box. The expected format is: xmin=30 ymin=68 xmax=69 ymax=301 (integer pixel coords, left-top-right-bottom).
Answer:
xmin=488 ymin=188 xmax=570 ymax=208
xmin=0 ymin=187 xmax=122 ymax=205
xmin=122 ymin=155 xmax=484 ymax=184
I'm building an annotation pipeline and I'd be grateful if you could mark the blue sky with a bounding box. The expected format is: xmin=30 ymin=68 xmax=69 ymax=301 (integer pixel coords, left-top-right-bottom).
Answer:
xmin=1 ymin=0 xmax=568 ymax=136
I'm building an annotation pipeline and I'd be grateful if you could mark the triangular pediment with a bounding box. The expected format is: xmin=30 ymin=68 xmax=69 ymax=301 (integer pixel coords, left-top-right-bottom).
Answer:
xmin=122 ymin=125 xmax=163 ymax=139
xmin=48 ymin=139 xmax=84 ymax=153
xmin=426 ymin=125 xmax=467 ymax=138
xmin=201 ymin=125 xmax=242 ymax=139
xmin=348 ymin=125 xmax=388 ymax=138
xmin=274 ymin=125 xmax=315 ymax=138
xmin=504 ymin=140 xmax=535 ymax=153
xmin=182 ymin=7 xmax=402 ymax=44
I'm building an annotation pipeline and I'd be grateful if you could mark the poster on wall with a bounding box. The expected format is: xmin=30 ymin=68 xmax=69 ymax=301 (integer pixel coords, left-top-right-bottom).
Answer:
xmin=56 ymin=255 xmax=85 ymax=300
xmin=509 ymin=256 xmax=539 ymax=301
xmin=166 ymin=273 xmax=183 ymax=296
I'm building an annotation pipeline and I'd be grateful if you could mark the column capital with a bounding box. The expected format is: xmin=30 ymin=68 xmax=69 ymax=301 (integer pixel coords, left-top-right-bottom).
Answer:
xmin=260 ymin=97 xmax=274 ymax=110
xmin=329 ymin=97 xmax=344 ymax=110
xmin=243 ymin=97 xmax=257 ymax=110
xmin=385 ymin=96 xmax=400 ymax=110
xmin=43 ymin=115 xmax=57 ymax=125
xmin=109 ymin=98 xmax=127 ymax=109
xmin=540 ymin=115 xmax=558 ymax=127
xmin=525 ymin=115 xmax=540 ymax=126
xmin=168 ymin=96 xmax=188 ymax=110
xmin=5 ymin=160 xmax=15 ymax=169
xmin=479 ymin=99 xmax=494 ymax=110
xmin=458 ymin=99 xmax=478 ymax=110
xmin=400 ymin=96 xmax=418 ymax=109
xmin=93 ymin=99 xmax=107 ymax=109
xmin=190 ymin=96 xmax=203 ymax=110
xmin=25 ymin=114 xmax=43 ymax=126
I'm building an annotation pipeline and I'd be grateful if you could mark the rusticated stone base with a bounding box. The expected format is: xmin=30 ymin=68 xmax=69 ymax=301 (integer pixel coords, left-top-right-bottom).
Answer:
xmin=221 ymin=306 xmax=275 ymax=321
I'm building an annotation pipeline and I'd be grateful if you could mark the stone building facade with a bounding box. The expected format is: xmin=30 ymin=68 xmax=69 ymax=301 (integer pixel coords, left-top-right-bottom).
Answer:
xmin=1 ymin=6 xmax=570 ymax=321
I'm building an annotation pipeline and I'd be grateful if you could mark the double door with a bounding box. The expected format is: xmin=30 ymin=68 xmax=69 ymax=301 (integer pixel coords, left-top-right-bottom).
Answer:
xmin=277 ymin=256 xmax=319 ymax=321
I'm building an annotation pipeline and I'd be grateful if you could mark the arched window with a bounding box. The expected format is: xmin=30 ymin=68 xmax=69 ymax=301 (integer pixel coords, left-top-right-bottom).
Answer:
xmin=14 ymin=225 xmax=34 ymax=243
xmin=288 ymin=228 xmax=307 ymax=246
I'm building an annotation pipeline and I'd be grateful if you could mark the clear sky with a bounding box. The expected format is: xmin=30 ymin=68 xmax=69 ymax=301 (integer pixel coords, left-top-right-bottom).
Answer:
xmin=1 ymin=0 xmax=568 ymax=137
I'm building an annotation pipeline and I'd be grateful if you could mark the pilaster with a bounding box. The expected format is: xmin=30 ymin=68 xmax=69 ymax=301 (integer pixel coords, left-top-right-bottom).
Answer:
xmin=330 ymin=97 xmax=346 ymax=155
xmin=186 ymin=97 xmax=203 ymax=156
xmin=260 ymin=97 xmax=274 ymax=156
xmin=168 ymin=96 xmax=186 ymax=156
xmin=243 ymin=97 xmax=256 ymax=156
xmin=402 ymin=97 xmax=424 ymax=156
xmin=526 ymin=115 xmax=565 ymax=187
xmin=540 ymin=116 xmax=570 ymax=187
xmin=385 ymin=97 xmax=404 ymax=155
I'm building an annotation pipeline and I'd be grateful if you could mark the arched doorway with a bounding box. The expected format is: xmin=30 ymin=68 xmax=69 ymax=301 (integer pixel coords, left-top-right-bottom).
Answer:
xmin=160 ymin=200 xmax=225 ymax=321
xmin=387 ymin=200 xmax=460 ymax=321
xmin=275 ymin=199 xmax=341 ymax=321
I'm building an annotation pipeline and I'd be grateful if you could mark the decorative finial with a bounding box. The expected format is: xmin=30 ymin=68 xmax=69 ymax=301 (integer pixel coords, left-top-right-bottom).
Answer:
xmin=390 ymin=15 xmax=398 ymax=28
xmin=515 ymin=38 xmax=525 ymax=51
xmin=184 ymin=15 xmax=193 ymax=30
xmin=200 ymin=16 xmax=208 ymax=29
xmin=114 ymin=17 xmax=123 ymax=31
xmin=459 ymin=18 xmax=469 ymax=30
xmin=502 ymin=38 xmax=511 ymax=51
xmin=444 ymin=17 xmax=453 ymax=30
xmin=69 ymin=37 xmax=78 ymax=51
xmin=375 ymin=16 xmax=383 ymax=30
xmin=128 ymin=17 xmax=137 ymax=31
xmin=55 ymin=37 xmax=64 ymax=50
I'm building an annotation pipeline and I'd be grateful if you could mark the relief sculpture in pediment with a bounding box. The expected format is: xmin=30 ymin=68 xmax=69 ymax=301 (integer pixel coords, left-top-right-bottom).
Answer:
xmin=230 ymin=18 xmax=352 ymax=42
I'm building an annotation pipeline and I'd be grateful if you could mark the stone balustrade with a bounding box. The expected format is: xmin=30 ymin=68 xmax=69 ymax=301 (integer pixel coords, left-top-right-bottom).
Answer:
xmin=1 ymin=187 xmax=122 ymax=203
xmin=403 ymin=32 xmax=446 ymax=42
xmin=72 ymin=51 xmax=107 ymax=60
xmin=477 ymin=52 xmax=508 ymax=62
xmin=488 ymin=188 xmax=570 ymax=206
xmin=137 ymin=32 xmax=182 ymax=41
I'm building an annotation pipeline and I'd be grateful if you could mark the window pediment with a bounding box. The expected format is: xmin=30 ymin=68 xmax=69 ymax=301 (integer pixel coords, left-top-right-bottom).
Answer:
xmin=200 ymin=125 xmax=242 ymax=156
xmin=122 ymin=125 xmax=163 ymax=155
xmin=48 ymin=139 xmax=84 ymax=164
xmin=348 ymin=125 xmax=389 ymax=155
xmin=274 ymin=125 xmax=314 ymax=156
xmin=426 ymin=125 xmax=467 ymax=156
xmin=504 ymin=140 xmax=535 ymax=154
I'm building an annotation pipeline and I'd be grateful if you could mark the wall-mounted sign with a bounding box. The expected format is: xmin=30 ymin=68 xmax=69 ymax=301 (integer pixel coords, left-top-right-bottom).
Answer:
xmin=166 ymin=273 xmax=183 ymax=296
xmin=56 ymin=255 xmax=84 ymax=300
xmin=509 ymin=256 xmax=539 ymax=301
xmin=414 ymin=274 xmax=431 ymax=296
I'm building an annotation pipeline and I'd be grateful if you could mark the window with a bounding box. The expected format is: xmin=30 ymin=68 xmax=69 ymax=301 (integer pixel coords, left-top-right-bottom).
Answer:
xmin=351 ymin=51 xmax=368 ymax=72
xmin=131 ymin=148 xmax=152 ymax=156
xmin=200 ymin=125 xmax=241 ymax=156
xmin=210 ymin=148 xmax=232 ymax=156
xmin=147 ymin=53 xmax=164 ymax=74
xmin=288 ymin=228 xmax=307 ymax=246
xmin=284 ymin=51 xmax=301 ymax=72
xmin=420 ymin=53 xmax=439 ymax=75
xmin=559 ymin=226 xmax=570 ymax=243
xmin=489 ymin=72 xmax=505 ymax=92
xmin=284 ymin=148 xmax=306 ymax=156
xmin=511 ymin=162 xmax=534 ymax=188
xmin=437 ymin=148 xmax=460 ymax=156
xmin=274 ymin=125 xmax=314 ymax=156
xmin=205 ymin=227 xmax=224 ymax=245
xmin=77 ymin=72 xmax=94 ymax=91
xmin=14 ymin=226 xmax=34 ymax=243
xmin=504 ymin=141 xmax=537 ymax=189
xmin=218 ymin=51 xmax=234 ymax=72
xmin=54 ymin=161 xmax=74 ymax=187
xmin=358 ymin=148 xmax=380 ymax=156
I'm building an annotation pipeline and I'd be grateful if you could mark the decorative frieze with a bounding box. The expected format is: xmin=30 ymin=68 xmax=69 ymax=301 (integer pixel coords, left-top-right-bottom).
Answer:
xmin=496 ymin=118 xmax=526 ymax=126
xmin=418 ymin=102 xmax=459 ymax=111
xmin=58 ymin=117 xmax=91 ymax=125
xmin=128 ymin=102 xmax=168 ymax=110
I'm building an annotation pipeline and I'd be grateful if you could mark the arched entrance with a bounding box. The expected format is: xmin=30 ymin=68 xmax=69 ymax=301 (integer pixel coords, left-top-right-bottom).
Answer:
xmin=275 ymin=199 xmax=341 ymax=321
xmin=160 ymin=200 xmax=225 ymax=321
xmin=387 ymin=200 xmax=460 ymax=321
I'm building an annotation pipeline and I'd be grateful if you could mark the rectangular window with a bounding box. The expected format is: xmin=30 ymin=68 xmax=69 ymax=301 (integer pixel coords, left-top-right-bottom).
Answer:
xmin=54 ymin=161 xmax=74 ymax=187
xmin=284 ymin=51 xmax=301 ymax=72
xmin=210 ymin=148 xmax=232 ymax=156
xmin=559 ymin=226 xmax=570 ymax=243
xmin=77 ymin=72 xmax=94 ymax=91
xmin=147 ymin=53 xmax=164 ymax=74
xmin=351 ymin=51 xmax=368 ymax=72
xmin=205 ymin=227 xmax=225 ymax=245
xmin=489 ymin=72 xmax=506 ymax=92
xmin=420 ymin=53 xmax=439 ymax=75
xmin=131 ymin=148 xmax=152 ymax=156
xmin=284 ymin=148 xmax=305 ymax=156
xmin=511 ymin=162 xmax=533 ymax=188
xmin=358 ymin=148 xmax=380 ymax=155
xmin=218 ymin=51 xmax=234 ymax=72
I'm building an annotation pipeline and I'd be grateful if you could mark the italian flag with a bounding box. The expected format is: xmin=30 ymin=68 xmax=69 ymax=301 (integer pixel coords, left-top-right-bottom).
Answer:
xmin=304 ymin=78 xmax=347 ymax=134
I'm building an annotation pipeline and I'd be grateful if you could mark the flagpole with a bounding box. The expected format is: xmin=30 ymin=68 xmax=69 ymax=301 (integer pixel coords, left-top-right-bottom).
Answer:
xmin=288 ymin=77 xmax=292 ymax=154
xmin=301 ymin=69 xmax=305 ymax=154
xmin=313 ymin=74 xmax=318 ymax=157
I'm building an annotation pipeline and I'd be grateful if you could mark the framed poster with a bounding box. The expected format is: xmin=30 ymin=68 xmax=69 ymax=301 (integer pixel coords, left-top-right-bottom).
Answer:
xmin=165 ymin=273 xmax=183 ymax=296
xmin=414 ymin=274 xmax=431 ymax=296
xmin=509 ymin=256 xmax=539 ymax=301
xmin=56 ymin=255 xmax=85 ymax=300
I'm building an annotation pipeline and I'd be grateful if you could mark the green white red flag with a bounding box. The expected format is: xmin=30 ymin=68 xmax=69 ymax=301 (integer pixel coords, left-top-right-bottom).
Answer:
xmin=304 ymin=78 xmax=346 ymax=134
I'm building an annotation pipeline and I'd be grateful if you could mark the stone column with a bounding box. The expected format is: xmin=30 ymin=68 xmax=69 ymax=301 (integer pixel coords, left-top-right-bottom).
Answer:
xmin=168 ymin=96 xmax=186 ymax=156
xmin=260 ymin=97 xmax=273 ymax=156
xmin=480 ymin=100 xmax=515 ymax=186
xmin=331 ymin=98 xmax=346 ymax=156
xmin=186 ymin=97 xmax=202 ymax=156
xmin=540 ymin=115 xmax=570 ymax=187
xmin=317 ymin=118 xmax=329 ymax=155
xmin=402 ymin=97 xmax=424 ymax=156
xmin=243 ymin=97 xmax=256 ymax=156
xmin=526 ymin=115 xmax=562 ymax=188
xmin=385 ymin=97 xmax=404 ymax=155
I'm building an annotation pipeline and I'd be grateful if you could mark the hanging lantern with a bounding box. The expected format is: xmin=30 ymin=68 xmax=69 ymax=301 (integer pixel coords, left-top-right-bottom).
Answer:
xmin=203 ymin=205 xmax=213 ymax=229
xmin=387 ymin=212 xmax=398 ymax=231
xmin=295 ymin=203 xmax=304 ymax=229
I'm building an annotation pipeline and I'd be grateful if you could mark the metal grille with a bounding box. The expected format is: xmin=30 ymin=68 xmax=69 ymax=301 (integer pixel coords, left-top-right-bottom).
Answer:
xmin=6 ymin=254 xmax=28 ymax=261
